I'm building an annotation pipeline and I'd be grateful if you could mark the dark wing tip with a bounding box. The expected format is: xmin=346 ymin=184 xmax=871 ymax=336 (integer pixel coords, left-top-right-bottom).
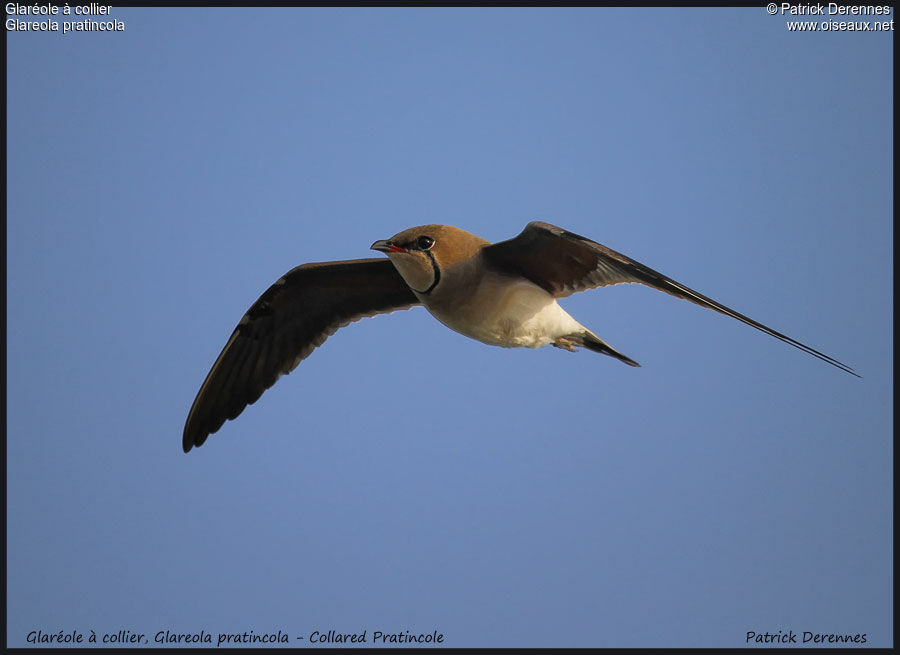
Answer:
xmin=182 ymin=414 xmax=215 ymax=453
xmin=841 ymin=365 xmax=863 ymax=379
xmin=182 ymin=427 xmax=205 ymax=453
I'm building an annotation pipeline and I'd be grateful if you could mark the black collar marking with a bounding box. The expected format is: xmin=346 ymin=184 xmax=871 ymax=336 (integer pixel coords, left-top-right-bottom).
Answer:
xmin=417 ymin=250 xmax=441 ymax=295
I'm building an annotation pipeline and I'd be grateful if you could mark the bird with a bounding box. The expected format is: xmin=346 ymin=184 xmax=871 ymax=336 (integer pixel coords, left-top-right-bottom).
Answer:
xmin=182 ymin=221 xmax=858 ymax=452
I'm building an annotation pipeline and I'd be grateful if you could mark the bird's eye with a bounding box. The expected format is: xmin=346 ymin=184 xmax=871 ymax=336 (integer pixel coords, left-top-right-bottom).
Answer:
xmin=417 ymin=235 xmax=435 ymax=250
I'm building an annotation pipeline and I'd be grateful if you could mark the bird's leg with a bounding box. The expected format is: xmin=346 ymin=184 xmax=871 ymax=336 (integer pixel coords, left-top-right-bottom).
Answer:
xmin=552 ymin=337 xmax=579 ymax=352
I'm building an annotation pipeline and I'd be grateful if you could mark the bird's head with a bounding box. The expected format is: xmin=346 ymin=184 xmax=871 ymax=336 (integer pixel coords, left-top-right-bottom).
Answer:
xmin=371 ymin=224 xmax=489 ymax=294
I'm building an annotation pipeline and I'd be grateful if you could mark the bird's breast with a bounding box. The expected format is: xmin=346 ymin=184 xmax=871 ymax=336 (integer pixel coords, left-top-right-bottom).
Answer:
xmin=422 ymin=271 xmax=585 ymax=349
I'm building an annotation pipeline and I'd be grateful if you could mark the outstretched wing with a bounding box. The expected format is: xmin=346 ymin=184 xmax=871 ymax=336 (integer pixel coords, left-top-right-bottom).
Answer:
xmin=483 ymin=221 xmax=858 ymax=377
xmin=183 ymin=258 xmax=419 ymax=452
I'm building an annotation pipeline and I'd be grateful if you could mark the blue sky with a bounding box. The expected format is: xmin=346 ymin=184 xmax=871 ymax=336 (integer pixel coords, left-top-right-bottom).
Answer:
xmin=6 ymin=7 xmax=892 ymax=649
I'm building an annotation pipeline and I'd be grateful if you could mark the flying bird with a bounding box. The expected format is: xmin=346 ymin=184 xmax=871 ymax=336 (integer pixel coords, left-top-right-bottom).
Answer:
xmin=183 ymin=221 xmax=857 ymax=452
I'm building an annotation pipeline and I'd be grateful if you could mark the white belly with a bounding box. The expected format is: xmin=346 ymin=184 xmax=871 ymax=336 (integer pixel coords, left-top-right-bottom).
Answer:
xmin=424 ymin=276 xmax=587 ymax=348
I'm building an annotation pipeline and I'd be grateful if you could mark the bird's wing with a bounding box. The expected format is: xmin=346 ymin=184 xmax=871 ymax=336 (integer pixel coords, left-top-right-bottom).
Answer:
xmin=183 ymin=258 xmax=419 ymax=451
xmin=483 ymin=221 xmax=858 ymax=376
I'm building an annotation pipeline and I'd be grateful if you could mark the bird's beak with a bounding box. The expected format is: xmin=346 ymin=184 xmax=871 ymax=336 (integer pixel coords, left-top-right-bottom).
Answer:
xmin=371 ymin=239 xmax=407 ymax=254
